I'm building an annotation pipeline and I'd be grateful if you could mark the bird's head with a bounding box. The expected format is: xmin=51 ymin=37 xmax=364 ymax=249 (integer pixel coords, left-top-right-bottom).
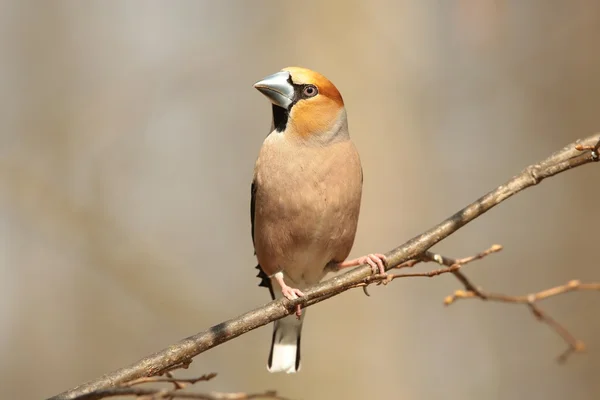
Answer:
xmin=254 ymin=67 xmax=347 ymax=141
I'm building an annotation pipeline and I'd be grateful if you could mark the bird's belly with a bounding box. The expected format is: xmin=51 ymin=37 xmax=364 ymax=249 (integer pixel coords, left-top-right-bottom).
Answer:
xmin=256 ymin=176 xmax=359 ymax=287
xmin=279 ymin=199 xmax=340 ymax=286
xmin=253 ymin=137 xmax=362 ymax=287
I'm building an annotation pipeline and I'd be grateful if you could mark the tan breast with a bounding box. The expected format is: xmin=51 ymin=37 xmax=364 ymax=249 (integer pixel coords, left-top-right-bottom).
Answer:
xmin=253 ymin=133 xmax=363 ymax=287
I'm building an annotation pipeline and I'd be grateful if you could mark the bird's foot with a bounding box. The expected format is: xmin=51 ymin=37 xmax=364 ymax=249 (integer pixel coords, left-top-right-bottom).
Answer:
xmin=281 ymin=285 xmax=305 ymax=301
xmin=337 ymin=253 xmax=387 ymax=275
xmin=272 ymin=272 xmax=304 ymax=319
xmin=281 ymin=286 xmax=304 ymax=319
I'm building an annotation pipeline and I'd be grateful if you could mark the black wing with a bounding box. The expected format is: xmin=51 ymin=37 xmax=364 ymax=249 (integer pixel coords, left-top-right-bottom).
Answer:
xmin=251 ymin=180 xmax=257 ymax=248
xmin=251 ymin=179 xmax=274 ymax=299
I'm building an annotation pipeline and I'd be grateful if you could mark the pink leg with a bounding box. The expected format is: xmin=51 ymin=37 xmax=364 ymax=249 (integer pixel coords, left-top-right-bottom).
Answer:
xmin=336 ymin=253 xmax=387 ymax=274
xmin=272 ymin=272 xmax=304 ymax=319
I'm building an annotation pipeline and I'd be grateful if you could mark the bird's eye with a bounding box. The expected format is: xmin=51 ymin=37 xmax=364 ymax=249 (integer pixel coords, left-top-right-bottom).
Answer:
xmin=302 ymin=85 xmax=318 ymax=98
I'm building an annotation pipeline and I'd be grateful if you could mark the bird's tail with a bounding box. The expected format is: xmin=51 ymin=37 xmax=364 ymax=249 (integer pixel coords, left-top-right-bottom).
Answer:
xmin=268 ymin=312 xmax=304 ymax=373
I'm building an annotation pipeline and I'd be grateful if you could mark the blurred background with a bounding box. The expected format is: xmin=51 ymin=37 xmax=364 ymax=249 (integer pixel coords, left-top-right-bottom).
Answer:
xmin=1 ymin=1 xmax=600 ymax=399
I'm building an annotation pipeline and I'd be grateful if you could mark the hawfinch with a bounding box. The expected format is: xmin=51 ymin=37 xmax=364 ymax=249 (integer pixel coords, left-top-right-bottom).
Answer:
xmin=251 ymin=67 xmax=386 ymax=373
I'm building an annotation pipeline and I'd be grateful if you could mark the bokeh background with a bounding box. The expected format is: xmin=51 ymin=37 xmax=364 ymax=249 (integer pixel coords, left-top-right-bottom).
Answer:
xmin=1 ymin=1 xmax=600 ymax=399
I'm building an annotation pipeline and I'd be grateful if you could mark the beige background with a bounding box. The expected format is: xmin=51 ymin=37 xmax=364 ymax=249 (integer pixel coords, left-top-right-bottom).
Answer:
xmin=1 ymin=1 xmax=600 ymax=399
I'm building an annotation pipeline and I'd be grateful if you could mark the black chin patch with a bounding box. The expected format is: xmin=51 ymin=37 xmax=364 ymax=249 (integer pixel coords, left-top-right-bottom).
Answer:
xmin=272 ymin=104 xmax=289 ymax=132
xmin=271 ymin=79 xmax=316 ymax=133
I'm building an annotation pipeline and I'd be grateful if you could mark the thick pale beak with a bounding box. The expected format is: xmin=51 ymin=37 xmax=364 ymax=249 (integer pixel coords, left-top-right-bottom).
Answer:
xmin=254 ymin=71 xmax=294 ymax=109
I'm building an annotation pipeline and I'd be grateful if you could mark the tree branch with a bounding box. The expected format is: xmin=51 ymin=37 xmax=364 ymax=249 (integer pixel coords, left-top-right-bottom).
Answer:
xmin=49 ymin=134 xmax=600 ymax=400
xmin=445 ymin=280 xmax=600 ymax=363
xmin=76 ymin=387 xmax=287 ymax=400
xmin=121 ymin=372 xmax=217 ymax=389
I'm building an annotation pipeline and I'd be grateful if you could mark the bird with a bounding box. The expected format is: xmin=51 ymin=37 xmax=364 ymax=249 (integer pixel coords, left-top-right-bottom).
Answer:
xmin=251 ymin=67 xmax=386 ymax=373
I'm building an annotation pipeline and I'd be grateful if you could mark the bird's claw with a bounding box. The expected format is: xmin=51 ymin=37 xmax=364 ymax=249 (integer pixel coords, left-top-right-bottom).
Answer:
xmin=281 ymin=286 xmax=304 ymax=319
xmin=281 ymin=286 xmax=304 ymax=301
xmin=358 ymin=253 xmax=387 ymax=275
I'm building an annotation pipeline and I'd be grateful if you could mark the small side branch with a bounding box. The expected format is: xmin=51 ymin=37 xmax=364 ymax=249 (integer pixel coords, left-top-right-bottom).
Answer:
xmin=121 ymin=372 xmax=216 ymax=389
xmin=356 ymin=243 xmax=600 ymax=363
xmin=445 ymin=280 xmax=600 ymax=362
xmin=77 ymin=371 xmax=287 ymax=400
xmin=77 ymin=388 xmax=287 ymax=400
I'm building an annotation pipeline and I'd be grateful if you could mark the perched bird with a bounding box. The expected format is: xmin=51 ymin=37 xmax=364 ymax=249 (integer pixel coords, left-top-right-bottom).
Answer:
xmin=251 ymin=67 xmax=386 ymax=373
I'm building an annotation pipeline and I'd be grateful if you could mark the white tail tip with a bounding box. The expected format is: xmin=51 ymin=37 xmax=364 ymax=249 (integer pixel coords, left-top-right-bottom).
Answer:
xmin=268 ymin=343 xmax=300 ymax=373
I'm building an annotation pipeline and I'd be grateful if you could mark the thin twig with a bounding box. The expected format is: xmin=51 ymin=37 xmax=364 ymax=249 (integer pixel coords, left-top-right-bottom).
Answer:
xmin=49 ymin=134 xmax=600 ymax=400
xmin=445 ymin=280 xmax=600 ymax=362
xmin=362 ymin=244 xmax=599 ymax=363
xmin=122 ymin=373 xmax=217 ymax=388
xmin=80 ymin=372 xmax=284 ymax=400
xmin=73 ymin=388 xmax=287 ymax=400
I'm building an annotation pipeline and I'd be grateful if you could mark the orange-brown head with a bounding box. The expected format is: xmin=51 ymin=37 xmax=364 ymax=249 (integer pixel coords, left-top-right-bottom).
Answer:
xmin=254 ymin=67 xmax=347 ymax=142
